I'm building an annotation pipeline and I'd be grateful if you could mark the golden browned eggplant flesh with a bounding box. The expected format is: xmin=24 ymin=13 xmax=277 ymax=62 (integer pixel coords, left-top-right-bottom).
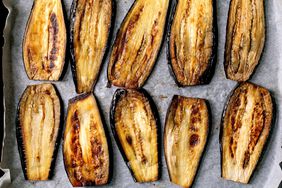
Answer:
xmin=164 ymin=96 xmax=209 ymax=187
xmin=169 ymin=0 xmax=216 ymax=86
xmin=221 ymin=82 xmax=273 ymax=183
xmin=224 ymin=0 xmax=265 ymax=81
xmin=111 ymin=89 xmax=159 ymax=182
xmin=16 ymin=84 xmax=61 ymax=180
xmin=71 ymin=0 xmax=113 ymax=93
xmin=108 ymin=0 xmax=170 ymax=89
xmin=23 ymin=0 xmax=66 ymax=81
xmin=63 ymin=94 xmax=110 ymax=186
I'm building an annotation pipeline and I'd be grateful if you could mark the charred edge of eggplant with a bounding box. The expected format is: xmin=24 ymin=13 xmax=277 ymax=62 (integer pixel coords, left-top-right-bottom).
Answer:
xmin=219 ymin=82 xmax=276 ymax=183
xmin=59 ymin=0 xmax=70 ymax=81
xmin=22 ymin=1 xmax=68 ymax=81
xmin=223 ymin=1 xmax=266 ymax=82
xmin=70 ymin=0 xmax=116 ymax=93
xmin=110 ymin=89 xmax=161 ymax=182
xmin=62 ymin=92 xmax=112 ymax=185
xmin=107 ymin=0 xmax=172 ymax=88
xmin=16 ymin=84 xmax=63 ymax=180
xmin=166 ymin=0 xmax=218 ymax=87
xmin=164 ymin=95 xmax=211 ymax=186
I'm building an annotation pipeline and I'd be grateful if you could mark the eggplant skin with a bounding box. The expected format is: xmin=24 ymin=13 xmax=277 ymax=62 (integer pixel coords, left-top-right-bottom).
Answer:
xmin=16 ymin=84 xmax=62 ymax=180
xmin=63 ymin=93 xmax=110 ymax=187
xmin=70 ymin=0 xmax=114 ymax=94
xmin=110 ymin=89 xmax=160 ymax=182
xmin=224 ymin=0 xmax=265 ymax=82
xmin=23 ymin=0 xmax=67 ymax=81
xmin=164 ymin=96 xmax=209 ymax=187
xmin=221 ymin=82 xmax=274 ymax=184
xmin=168 ymin=0 xmax=217 ymax=86
xmin=107 ymin=0 xmax=170 ymax=89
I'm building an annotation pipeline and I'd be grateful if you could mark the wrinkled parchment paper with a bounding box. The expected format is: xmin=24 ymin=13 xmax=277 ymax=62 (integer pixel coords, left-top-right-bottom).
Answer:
xmin=1 ymin=0 xmax=282 ymax=187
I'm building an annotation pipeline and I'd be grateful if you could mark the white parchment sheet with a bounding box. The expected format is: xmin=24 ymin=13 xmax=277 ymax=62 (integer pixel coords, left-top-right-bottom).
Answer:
xmin=1 ymin=0 xmax=282 ymax=187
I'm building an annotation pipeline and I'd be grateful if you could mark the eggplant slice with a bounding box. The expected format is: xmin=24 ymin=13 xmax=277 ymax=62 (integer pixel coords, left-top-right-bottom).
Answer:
xmin=221 ymin=82 xmax=274 ymax=183
xmin=23 ymin=0 xmax=66 ymax=81
xmin=164 ymin=96 xmax=209 ymax=187
xmin=107 ymin=0 xmax=170 ymax=89
xmin=110 ymin=89 xmax=160 ymax=182
xmin=63 ymin=94 xmax=110 ymax=186
xmin=16 ymin=84 xmax=61 ymax=180
xmin=70 ymin=0 xmax=114 ymax=93
xmin=168 ymin=0 xmax=217 ymax=86
xmin=224 ymin=0 xmax=265 ymax=82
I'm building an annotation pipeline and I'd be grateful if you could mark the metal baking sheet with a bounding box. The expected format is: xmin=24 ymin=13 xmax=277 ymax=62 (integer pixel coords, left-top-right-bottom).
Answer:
xmin=1 ymin=0 xmax=282 ymax=187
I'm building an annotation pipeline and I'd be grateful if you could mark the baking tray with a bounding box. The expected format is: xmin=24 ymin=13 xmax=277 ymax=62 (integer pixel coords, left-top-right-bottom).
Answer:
xmin=1 ymin=0 xmax=282 ymax=187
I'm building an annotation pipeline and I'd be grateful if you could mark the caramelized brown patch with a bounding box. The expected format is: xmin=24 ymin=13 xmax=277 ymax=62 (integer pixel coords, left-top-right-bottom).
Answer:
xmin=190 ymin=134 xmax=200 ymax=147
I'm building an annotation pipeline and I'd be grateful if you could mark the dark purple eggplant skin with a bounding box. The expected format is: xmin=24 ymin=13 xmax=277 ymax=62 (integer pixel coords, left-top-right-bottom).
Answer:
xmin=70 ymin=0 xmax=116 ymax=93
xmin=164 ymin=95 xmax=212 ymax=187
xmin=166 ymin=0 xmax=218 ymax=87
xmin=219 ymin=82 xmax=276 ymax=183
xmin=62 ymin=92 xmax=113 ymax=186
xmin=107 ymin=0 xmax=172 ymax=89
xmin=109 ymin=88 xmax=161 ymax=182
xmin=16 ymin=84 xmax=64 ymax=180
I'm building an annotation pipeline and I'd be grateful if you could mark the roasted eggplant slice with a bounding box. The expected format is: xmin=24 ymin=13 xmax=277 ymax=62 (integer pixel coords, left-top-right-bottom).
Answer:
xmin=23 ymin=0 xmax=67 ymax=81
xmin=70 ymin=0 xmax=114 ymax=93
xmin=63 ymin=93 xmax=110 ymax=186
xmin=16 ymin=84 xmax=62 ymax=180
xmin=164 ymin=96 xmax=210 ymax=187
xmin=110 ymin=89 xmax=160 ymax=182
xmin=224 ymin=0 xmax=265 ymax=81
xmin=168 ymin=0 xmax=217 ymax=86
xmin=107 ymin=0 xmax=170 ymax=89
xmin=221 ymin=82 xmax=274 ymax=183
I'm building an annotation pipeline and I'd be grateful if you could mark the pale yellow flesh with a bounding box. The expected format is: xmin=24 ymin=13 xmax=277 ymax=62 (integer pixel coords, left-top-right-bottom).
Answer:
xmin=64 ymin=94 xmax=109 ymax=186
xmin=222 ymin=82 xmax=273 ymax=183
xmin=170 ymin=0 xmax=214 ymax=85
xmin=225 ymin=0 xmax=265 ymax=81
xmin=114 ymin=90 xmax=158 ymax=182
xmin=23 ymin=0 xmax=66 ymax=80
xmin=108 ymin=0 xmax=169 ymax=88
xmin=19 ymin=84 xmax=61 ymax=180
xmin=73 ymin=0 xmax=112 ymax=93
xmin=164 ymin=96 xmax=209 ymax=187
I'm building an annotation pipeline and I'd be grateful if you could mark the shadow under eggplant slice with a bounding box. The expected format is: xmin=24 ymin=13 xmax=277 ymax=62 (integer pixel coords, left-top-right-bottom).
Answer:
xmin=70 ymin=0 xmax=114 ymax=93
xmin=63 ymin=93 xmax=110 ymax=187
xmin=221 ymin=82 xmax=274 ymax=184
xmin=107 ymin=0 xmax=170 ymax=89
xmin=16 ymin=84 xmax=62 ymax=181
xmin=224 ymin=0 xmax=265 ymax=82
xmin=167 ymin=0 xmax=217 ymax=86
xmin=110 ymin=89 xmax=160 ymax=183
xmin=164 ymin=95 xmax=210 ymax=187
xmin=23 ymin=0 xmax=67 ymax=81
